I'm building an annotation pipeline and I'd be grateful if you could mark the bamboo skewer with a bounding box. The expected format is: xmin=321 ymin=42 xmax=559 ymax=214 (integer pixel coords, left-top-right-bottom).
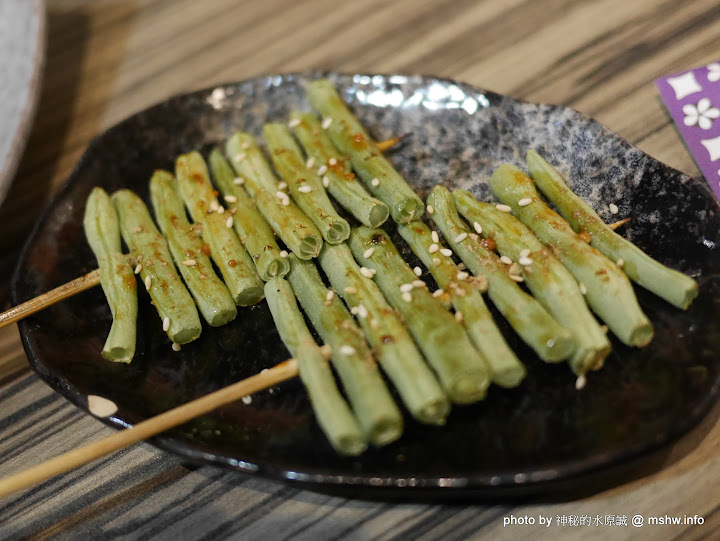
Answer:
xmin=0 ymin=358 xmax=299 ymax=500
xmin=0 ymin=269 xmax=100 ymax=329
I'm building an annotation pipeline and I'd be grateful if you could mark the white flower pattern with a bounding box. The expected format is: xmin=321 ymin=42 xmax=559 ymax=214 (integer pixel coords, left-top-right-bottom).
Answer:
xmin=683 ymin=98 xmax=720 ymax=130
xmin=708 ymin=63 xmax=720 ymax=83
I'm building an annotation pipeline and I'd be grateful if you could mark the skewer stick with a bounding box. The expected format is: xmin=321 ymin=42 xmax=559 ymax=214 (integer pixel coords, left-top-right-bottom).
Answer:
xmin=376 ymin=133 xmax=410 ymax=152
xmin=609 ymin=217 xmax=631 ymax=230
xmin=0 ymin=358 xmax=299 ymax=500
xmin=0 ymin=269 xmax=100 ymax=329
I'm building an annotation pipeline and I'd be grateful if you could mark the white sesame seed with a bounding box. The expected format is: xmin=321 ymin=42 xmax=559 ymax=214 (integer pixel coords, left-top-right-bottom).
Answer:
xmin=288 ymin=118 xmax=301 ymax=128
xmin=234 ymin=177 xmax=245 ymax=185
xmin=473 ymin=222 xmax=483 ymax=234
xmin=412 ymin=280 xmax=425 ymax=288
xmin=183 ymin=259 xmax=197 ymax=267
xmin=363 ymin=247 xmax=375 ymax=258
xmin=579 ymin=283 xmax=587 ymax=295
xmin=276 ymin=191 xmax=288 ymax=200
xmin=500 ymin=255 xmax=513 ymax=265
xmin=432 ymin=257 xmax=441 ymax=266
xmin=402 ymin=292 xmax=413 ymax=302
xmin=282 ymin=199 xmax=290 ymax=206
xmin=235 ymin=152 xmax=247 ymax=162
xmin=344 ymin=286 xmax=357 ymax=295
xmin=326 ymin=290 xmax=335 ymax=301
xmin=370 ymin=318 xmax=379 ymax=329
xmin=320 ymin=344 xmax=332 ymax=358
xmin=371 ymin=178 xmax=380 ymax=187
xmin=425 ymin=206 xmax=434 ymax=216
xmin=242 ymin=395 xmax=252 ymax=405
xmin=454 ymin=232 xmax=468 ymax=243
xmin=457 ymin=271 xmax=469 ymax=280
xmin=369 ymin=268 xmax=377 ymax=276
xmin=509 ymin=274 xmax=524 ymax=282
xmin=496 ymin=204 xmax=512 ymax=212
xmin=518 ymin=257 xmax=533 ymax=266
xmin=322 ymin=175 xmax=330 ymax=188
xmin=298 ymin=186 xmax=312 ymax=193
xmin=322 ymin=117 xmax=333 ymax=129
xmin=518 ymin=198 xmax=532 ymax=207
xmin=317 ymin=165 xmax=328 ymax=175
xmin=428 ymin=243 xmax=439 ymax=254
xmin=350 ymin=306 xmax=359 ymax=315
xmin=145 ymin=275 xmax=152 ymax=290
xmin=413 ymin=266 xmax=422 ymax=277
xmin=328 ymin=157 xmax=337 ymax=165
xmin=132 ymin=225 xmax=142 ymax=233
xmin=216 ymin=205 xmax=225 ymax=214
xmin=278 ymin=181 xmax=288 ymax=190
xmin=431 ymin=231 xmax=439 ymax=243
xmin=433 ymin=289 xmax=444 ymax=298
xmin=340 ymin=345 xmax=356 ymax=356
xmin=519 ymin=248 xmax=530 ymax=258
xmin=616 ymin=258 xmax=624 ymax=268
xmin=609 ymin=203 xmax=619 ymax=215
xmin=226 ymin=216 xmax=234 ymax=228
xmin=137 ymin=255 xmax=143 ymax=263
xmin=306 ymin=157 xmax=315 ymax=168
xmin=209 ymin=200 xmax=219 ymax=212
xmin=163 ymin=317 xmax=170 ymax=332
xmin=360 ymin=266 xmax=374 ymax=278
xmin=575 ymin=375 xmax=587 ymax=390
xmin=400 ymin=283 xmax=414 ymax=293
xmin=455 ymin=311 xmax=464 ymax=322
xmin=224 ymin=195 xmax=237 ymax=203
xmin=280 ymin=250 xmax=289 ymax=258
xmin=172 ymin=342 xmax=181 ymax=351
xmin=134 ymin=264 xmax=142 ymax=274
xmin=440 ymin=248 xmax=453 ymax=257
xmin=357 ymin=304 xmax=368 ymax=319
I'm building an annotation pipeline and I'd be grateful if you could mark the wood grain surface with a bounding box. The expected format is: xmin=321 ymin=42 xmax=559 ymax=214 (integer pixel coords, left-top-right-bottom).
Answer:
xmin=1 ymin=0 xmax=719 ymax=539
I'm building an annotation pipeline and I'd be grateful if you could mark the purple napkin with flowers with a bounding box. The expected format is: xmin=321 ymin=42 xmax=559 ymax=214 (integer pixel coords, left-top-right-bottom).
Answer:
xmin=656 ymin=61 xmax=720 ymax=198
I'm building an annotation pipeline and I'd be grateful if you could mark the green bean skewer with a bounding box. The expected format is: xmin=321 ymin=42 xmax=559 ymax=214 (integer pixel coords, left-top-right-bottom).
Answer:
xmin=453 ymin=191 xmax=611 ymax=374
xmin=526 ymin=150 xmax=699 ymax=310
xmin=306 ymin=79 xmax=424 ymax=224
xmin=83 ymin=188 xmax=138 ymax=363
xmin=112 ymin=190 xmax=202 ymax=345
xmin=286 ymin=255 xmax=403 ymax=446
xmin=263 ymin=123 xmax=350 ymax=244
xmin=490 ymin=164 xmax=654 ymax=347
xmin=208 ymin=149 xmax=290 ymax=280
xmin=349 ymin=227 xmax=490 ymax=404
xmin=265 ymin=278 xmax=367 ymax=455
xmin=397 ymin=221 xmax=527 ymax=387
xmin=226 ymin=133 xmax=323 ymax=259
xmin=318 ymin=243 xmax=450 ymax=424
xmin=427 ymin=186 xmax=575 ymax=362
xmin=289 ymin=111 xmax=390 ymax=228
xmin=174 ymin=152 xmax=264 ymax=306
xmin=149 ymin=170 xmax=237 ymax=326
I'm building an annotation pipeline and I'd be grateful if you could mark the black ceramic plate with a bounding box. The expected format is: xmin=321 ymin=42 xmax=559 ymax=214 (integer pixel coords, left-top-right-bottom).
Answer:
xmin=12 ymin=72 xmax=720 ymax=498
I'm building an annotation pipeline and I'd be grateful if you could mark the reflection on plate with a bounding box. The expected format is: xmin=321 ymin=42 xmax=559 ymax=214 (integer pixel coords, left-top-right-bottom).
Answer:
xmin=12 ymin=72 xmax=720 ymax=497
xmin=0 ymin=0 xmax=45 ymax=206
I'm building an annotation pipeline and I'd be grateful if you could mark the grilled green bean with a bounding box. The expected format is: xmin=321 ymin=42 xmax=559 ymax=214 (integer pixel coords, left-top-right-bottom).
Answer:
xmin=490 ymin=164 xmax=654 ymax=347
xmin=83 ymin=187 xmax=138 ymax=363
xmin=112 ymin=189 xmax=201 ymax=345
xmin=526 ymin=149 xmax=698 ymax=310
xmin=427 ymin=186 xmax=575 ymax=362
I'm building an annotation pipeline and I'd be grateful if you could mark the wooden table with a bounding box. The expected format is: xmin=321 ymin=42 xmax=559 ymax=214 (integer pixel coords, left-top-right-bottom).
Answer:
xmin=1 ymin=0 xmax=719 ymax=538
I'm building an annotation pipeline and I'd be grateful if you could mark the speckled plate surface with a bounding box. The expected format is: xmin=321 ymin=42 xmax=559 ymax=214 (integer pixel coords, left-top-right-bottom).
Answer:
xmin=0 ymin=0 xmax=45 ymax=206
xmin=12 ymin=72 xmax=720 ymax=498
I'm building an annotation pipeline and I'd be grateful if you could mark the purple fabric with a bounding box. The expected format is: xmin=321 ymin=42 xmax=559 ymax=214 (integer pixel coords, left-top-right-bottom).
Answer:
xmin=656 ymin=62 xmax=720 ymax=199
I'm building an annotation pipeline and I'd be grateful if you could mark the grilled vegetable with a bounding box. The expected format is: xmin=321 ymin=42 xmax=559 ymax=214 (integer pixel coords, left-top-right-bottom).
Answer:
xmin=83 ymin=187 xmax=138 ymax=363
xmin=427 ymin=186 xmax=576 ymax=362
xmin=306 ymin=79 xmax=424 ymax=223
xmin=526 ymin=150 xmax=698 ymax=310
xmin=489 ymin=164 xmax=653 ymax=347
